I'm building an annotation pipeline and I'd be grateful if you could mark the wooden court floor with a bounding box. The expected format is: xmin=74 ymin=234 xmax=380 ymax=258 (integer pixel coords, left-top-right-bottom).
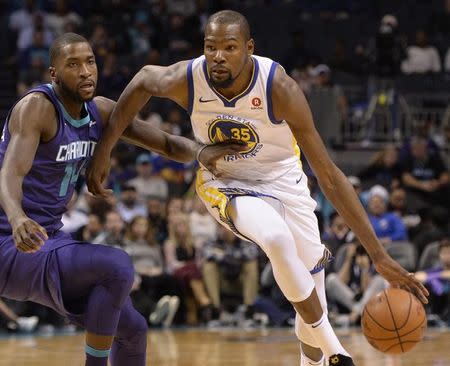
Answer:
xmin=0 ymin=328 xmax=448 ymax=365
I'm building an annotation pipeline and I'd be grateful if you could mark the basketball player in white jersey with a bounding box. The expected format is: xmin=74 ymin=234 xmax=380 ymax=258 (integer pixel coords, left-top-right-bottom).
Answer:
xmin=87 ymin=10 xmax=428 ymax=366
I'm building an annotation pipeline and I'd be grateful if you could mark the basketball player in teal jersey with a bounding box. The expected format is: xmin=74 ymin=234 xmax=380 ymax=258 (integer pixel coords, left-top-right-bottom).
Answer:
xmin=0 ymin=33 xmax=245 ymax=366
xmin=87 ymin=11 xmax=429 ymax=366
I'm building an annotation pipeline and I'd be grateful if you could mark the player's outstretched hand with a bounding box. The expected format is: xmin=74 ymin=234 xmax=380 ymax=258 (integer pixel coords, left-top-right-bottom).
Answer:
xmin=11 ymin=215 xmax=48 ymax=253
xmin=374 ymin=254 xmax=429 ymax=304
xmin=86 ymin=149 xmax=113 ymax=198
xmin=197 ymin=140 xmax=248 ymax=176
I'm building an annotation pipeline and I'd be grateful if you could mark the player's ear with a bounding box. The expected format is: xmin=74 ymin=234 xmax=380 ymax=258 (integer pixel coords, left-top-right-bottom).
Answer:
xmin=247 ymin=39 xmax=254 ymax=55
xmin=49 ymin=66 xmax=56 ymax=81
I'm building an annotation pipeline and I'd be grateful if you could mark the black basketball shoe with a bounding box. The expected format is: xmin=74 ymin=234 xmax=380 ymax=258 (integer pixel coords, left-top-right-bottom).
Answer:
xmin=328 ymin=354 xmax=355 ymax=365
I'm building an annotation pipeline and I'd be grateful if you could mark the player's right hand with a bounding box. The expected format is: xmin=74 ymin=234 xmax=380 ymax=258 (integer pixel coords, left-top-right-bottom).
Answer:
xmin=197 ymin=140 xmax=248 ymax=177
xmin=11 ymin=216 xmax=48 ymax=253
xmin=86 ymin=148 xmax=113 ymax=198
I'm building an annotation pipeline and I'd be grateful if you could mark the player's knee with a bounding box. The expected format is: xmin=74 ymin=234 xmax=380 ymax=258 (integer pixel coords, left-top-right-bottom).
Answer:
xmin=262 ymin=231 xmax=292 ymax=258
xmin=117 ymin=312 xmax=148 ymax=352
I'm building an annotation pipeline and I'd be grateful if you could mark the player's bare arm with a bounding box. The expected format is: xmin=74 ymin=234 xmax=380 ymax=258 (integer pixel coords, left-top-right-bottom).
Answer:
xmin=270 ymin=65 xmax=429 ymax=303
xmin=0 ymin=93 xmax=51 ymax=252
xmin=87 ymin=94 xmax=247 ymax=197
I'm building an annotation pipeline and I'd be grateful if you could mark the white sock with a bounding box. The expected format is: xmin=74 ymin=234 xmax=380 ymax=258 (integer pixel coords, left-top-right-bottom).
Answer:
xmin=300 ymin=351 xmax=324 ymax=366
xmin=304 ymin=313 xmax=350 ymax=359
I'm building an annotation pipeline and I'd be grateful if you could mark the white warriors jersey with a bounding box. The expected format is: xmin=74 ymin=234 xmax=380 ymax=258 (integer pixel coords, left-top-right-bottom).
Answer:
xmin=188 ymin=55 xmax=303 ymax=182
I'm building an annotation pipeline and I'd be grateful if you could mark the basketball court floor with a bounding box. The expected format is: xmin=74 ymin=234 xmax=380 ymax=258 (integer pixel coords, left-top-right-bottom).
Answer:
xmin=0 ymin=328 xmax=448 ymax=365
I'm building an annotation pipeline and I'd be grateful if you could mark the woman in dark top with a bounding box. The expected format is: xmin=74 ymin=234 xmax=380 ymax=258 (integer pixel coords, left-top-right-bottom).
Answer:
xmin=358 ymin=145 xmax=402 ymax=190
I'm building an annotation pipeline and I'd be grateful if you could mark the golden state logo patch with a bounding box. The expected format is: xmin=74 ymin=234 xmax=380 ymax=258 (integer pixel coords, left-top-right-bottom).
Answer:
xmin=208 ymin=117 xmax=262 ymax=161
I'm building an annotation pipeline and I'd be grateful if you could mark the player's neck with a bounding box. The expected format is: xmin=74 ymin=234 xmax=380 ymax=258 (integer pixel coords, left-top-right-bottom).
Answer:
xmin=216 ymin=57 xmax=254 ymax=100
xmin=53 ymin=84 xmax=85 ymax=120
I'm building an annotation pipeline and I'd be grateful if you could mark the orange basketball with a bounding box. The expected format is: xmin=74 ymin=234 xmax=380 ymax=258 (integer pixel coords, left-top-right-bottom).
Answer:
xmin=361 ymin=288 xmax=427 ymax=354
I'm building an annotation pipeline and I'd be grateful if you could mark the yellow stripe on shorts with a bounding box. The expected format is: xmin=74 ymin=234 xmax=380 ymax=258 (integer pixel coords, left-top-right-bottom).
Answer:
xmin=195 ymin=169 xmax=229 ymax=219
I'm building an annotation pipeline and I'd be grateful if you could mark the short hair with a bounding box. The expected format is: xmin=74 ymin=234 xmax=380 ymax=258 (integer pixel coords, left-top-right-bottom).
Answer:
xmin=206 ymin=10 xmax=251 ymax=41
xmin=49 ymin=32 xmax=89 ymax=65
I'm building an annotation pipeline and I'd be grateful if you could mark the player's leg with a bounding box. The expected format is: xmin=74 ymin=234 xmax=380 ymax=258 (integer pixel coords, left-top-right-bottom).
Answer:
xmin=57 ymin=244 xmax=136 ymax=366
xmin=110 ymin=297 xmax=148 ymax=366
xmin=296 ymin=270 xmax=326 ymax=365
xmin=227 ymin=196 xmax=351 ymax=363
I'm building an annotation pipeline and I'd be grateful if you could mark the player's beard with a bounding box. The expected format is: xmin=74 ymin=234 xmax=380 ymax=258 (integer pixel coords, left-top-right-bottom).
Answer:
xmin=209 ymin=70 xmax=234 ymax=88
xmin=57 ymin=78 xmax=95 ymax=103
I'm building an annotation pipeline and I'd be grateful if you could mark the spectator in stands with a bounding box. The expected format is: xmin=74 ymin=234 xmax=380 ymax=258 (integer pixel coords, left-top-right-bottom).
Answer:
xmin=128 ymin=10 xmax=153 ymax=59
xmin=167 ymin=197 xmax=185 ymax=217
xmin=147 ymin=197 xmax=168 ymax=244
xmin=282 ymin=29 xmax=316 ymax=74
xmin=89 ymin=23 xmax=112 ymax=70
xmin=367 ymin=185 xmax=408 ymax=244
xmin=98 ymin=53 xmax=131 ymax=100
xmin=164 ymin=12 xmax=194 ymax=64
xmin=73 ymin=213 xmax=103 ymax=242
xmin=189 ymin=195 xmax=217 ymax=249
xmin=124 ymin=216 xmax=181 ymax=327
xmin=401 ymin=136 xmax=450 ymax=211
xmin=328 ymin=39 xmax=353 ymax=74
xmin=128 ymin=153 xmax=168 ymax=201
xmin=16 ymin=11 xmax=53 ymax=51
xmin=61 ymin=192 xmax=88 ymax=234
xmin=117 ymin=184 xmax=147 ymax=223
xmin=388 ymin=187 xmax=421 ymax=232
xmin=94 ymin=210 xmax=125 ymax=247
xmin=16 ymin=33 xmax=50 ymax=95
xmin=18 ymin=29 xmax=49 ymax=71
xmin=46 ymin=0 xmax=82 ymax=37
xmin=8 ymin=0 xmax=40 ymax=34
xmin=358 ymin=144 xmax=401 ymax=190
xmin=369 ymin=14 xmax=406 ymax=77
xmin=415 ymin=237 xmax=450 ymax=324
xmin=413 ymin=207 xmax=449 ymax=258
xmin=201 ymin=226 xmax=259 ymax=321
xmin=310 ymin=64 xmax=348 ymax=123
xmin=429 ymin=0 xmax=450 ymax=43
xmin=445 ymin=48 xmax=450 ymax=72
xmin=322 ymin=212 xmax=352 ymax=258
xmin=254 ymin=262 xmax=295 ymax=327
xmin=401 ymin=30 xmax=441 ymax=74
xmin=164 ymin=213 xmax=213 ymax=324
xmin=326 ymin=241 xmax=387 ymax=325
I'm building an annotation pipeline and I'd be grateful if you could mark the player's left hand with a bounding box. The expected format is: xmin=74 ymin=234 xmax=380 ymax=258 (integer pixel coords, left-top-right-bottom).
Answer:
xmin=373 ymin=254 xmax=429 ymax=304
xmin=197 ymin=140 xmax=248 ymax=176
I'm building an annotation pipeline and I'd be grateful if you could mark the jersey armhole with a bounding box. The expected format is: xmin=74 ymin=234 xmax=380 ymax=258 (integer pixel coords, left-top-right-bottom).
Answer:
xmin=187 ymin=59 xmax=195 ymax=116
xmin=266 ymin=62 xmax=284 ymax=125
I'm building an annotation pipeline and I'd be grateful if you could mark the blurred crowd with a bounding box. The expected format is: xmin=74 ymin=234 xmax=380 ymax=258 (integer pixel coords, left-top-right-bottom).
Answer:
xmin=0 ymin=0 xmax=448 ymax=333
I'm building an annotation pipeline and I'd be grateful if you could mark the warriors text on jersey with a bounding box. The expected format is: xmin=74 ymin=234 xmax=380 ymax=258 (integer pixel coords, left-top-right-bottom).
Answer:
xmin=187 ymin=55 xmax=302 ymax=182
xmin=0 ymin=84 xmax=103 ymax=235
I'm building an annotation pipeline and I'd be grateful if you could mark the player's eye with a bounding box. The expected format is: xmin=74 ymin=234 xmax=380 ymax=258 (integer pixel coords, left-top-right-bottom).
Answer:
xmin=69 ymin=62 xmax=78 ymax=68
xmin=206 ymin=45 xmax=215 ymax=51
xmin=226 ymin=45 xmax=236 ymax=51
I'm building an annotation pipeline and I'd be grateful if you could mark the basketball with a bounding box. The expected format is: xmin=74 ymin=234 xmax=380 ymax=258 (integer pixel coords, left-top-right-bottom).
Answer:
xmin=362 ymin=288 xmax=427 ymax=354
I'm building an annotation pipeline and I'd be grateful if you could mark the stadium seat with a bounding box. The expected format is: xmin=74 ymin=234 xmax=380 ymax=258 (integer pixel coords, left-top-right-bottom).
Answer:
xmin=385 ymin=241 xmax=417 ymax=272
xmin=417 ymin=241 xmax=441 ymax=271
